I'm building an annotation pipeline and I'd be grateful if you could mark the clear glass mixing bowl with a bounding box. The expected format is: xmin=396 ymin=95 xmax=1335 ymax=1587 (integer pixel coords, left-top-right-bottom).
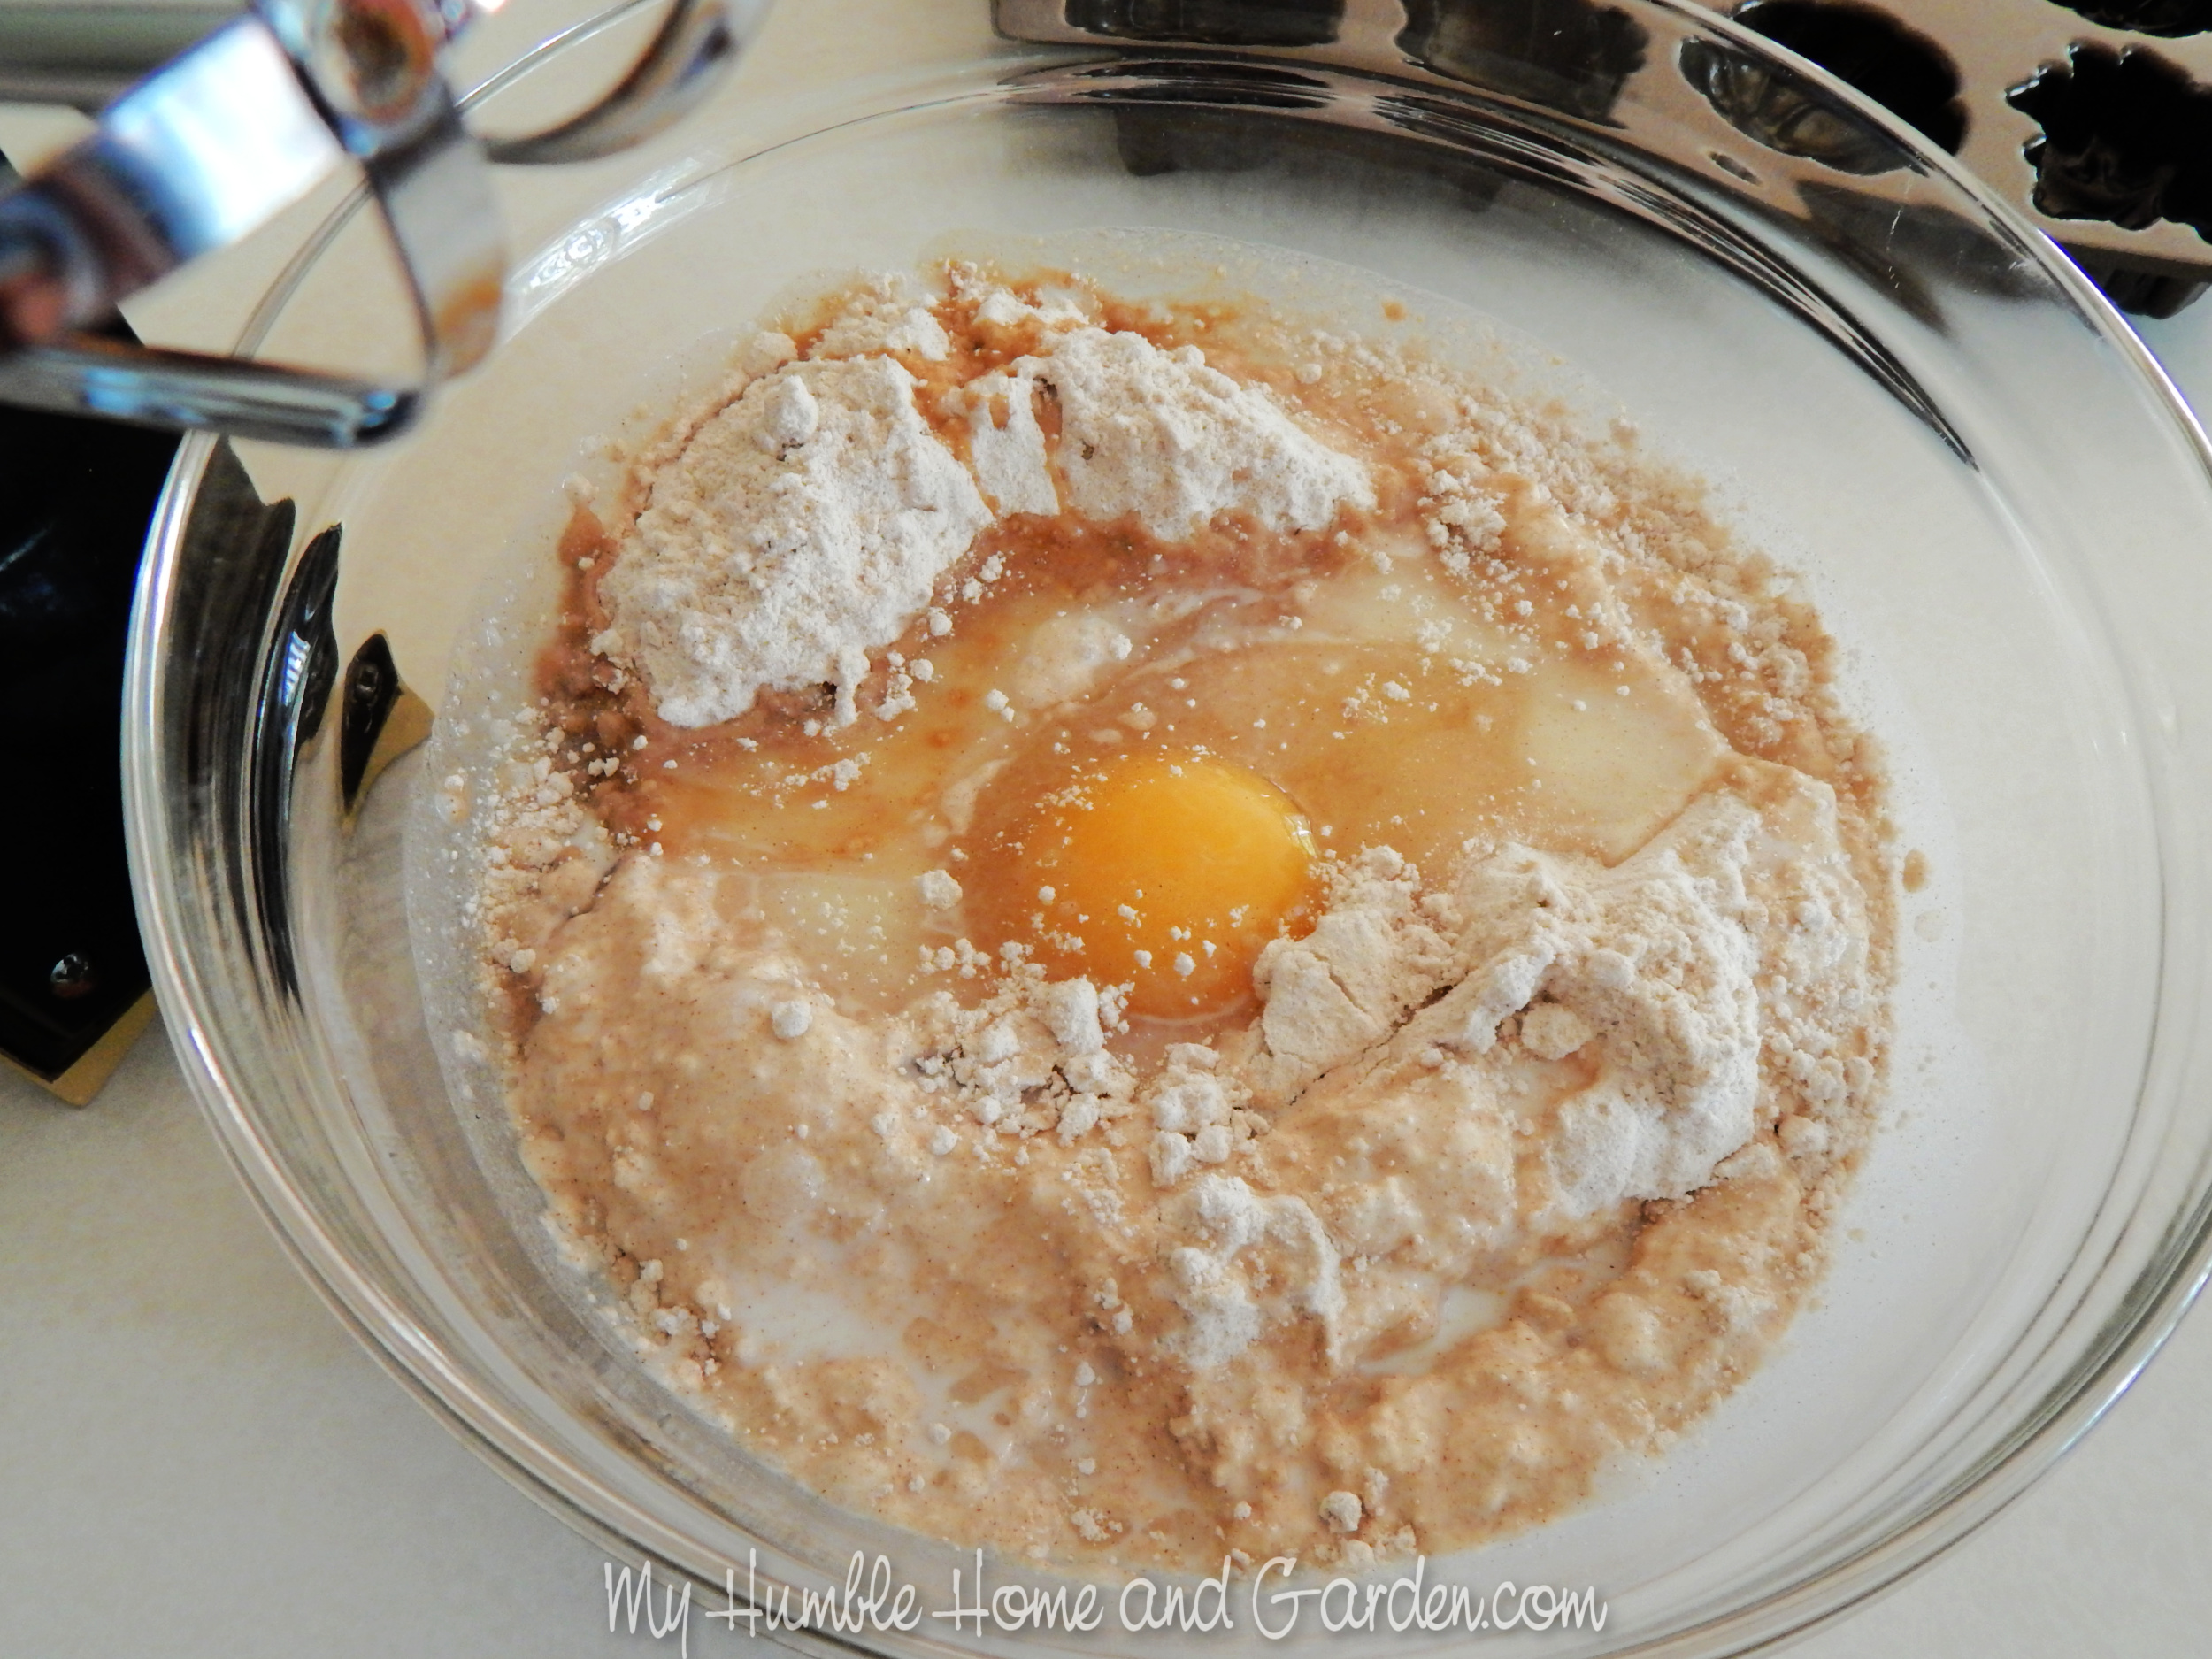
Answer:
xmin=124 ymin=4 xmax=2212 ymax=1653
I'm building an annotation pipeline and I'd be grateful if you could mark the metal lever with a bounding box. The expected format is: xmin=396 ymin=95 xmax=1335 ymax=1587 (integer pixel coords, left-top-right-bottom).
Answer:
xmin=0 ymin=0 xmax=755 ymax=448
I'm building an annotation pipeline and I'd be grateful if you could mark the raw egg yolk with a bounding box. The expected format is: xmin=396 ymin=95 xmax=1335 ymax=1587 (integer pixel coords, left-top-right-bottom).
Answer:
xmin=989 ymin=754 xmax=1319 ymax=1018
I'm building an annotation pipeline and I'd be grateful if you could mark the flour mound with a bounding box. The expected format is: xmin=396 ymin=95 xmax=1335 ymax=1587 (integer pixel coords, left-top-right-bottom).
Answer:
xmin=965 ymin=366 xmax=1058 ymax=517
xmin=1243 ymin=847 xmax=1451 ymax=1107
xmin=999 ymin=326 xmax=1375 ymax=539
xmin=604 ymin=355 xmax=990 ymax=728
xmin=606 ymin=281 xmax=1373 ymax=733
xmin=1166 ymin=1174 xmax=1346 ymax=1371
xmin=1451 ymin=794 xmax=1764 ymax=1215
xmin=1235 ymin=788 xmax=1802 ymax=1223
xmin=806 ymin=273 xmax=953 ymax=362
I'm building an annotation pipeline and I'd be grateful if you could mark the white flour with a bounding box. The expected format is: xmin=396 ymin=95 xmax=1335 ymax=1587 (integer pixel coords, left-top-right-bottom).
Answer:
xmin=805 ymin=273 xmax=953 ymax=362
xmin=602 ymin=280 xmax=1372 ymax=728
xmin=1227 ymin=794 xmax=1789 ymax=1229
xmin=972 ymin=326 xmax=1377 ymax=538
xmin=1449 ymin=794 xmax=1765 ymax=1217
xmin=603 ymin=354 xmax=989 ymax=727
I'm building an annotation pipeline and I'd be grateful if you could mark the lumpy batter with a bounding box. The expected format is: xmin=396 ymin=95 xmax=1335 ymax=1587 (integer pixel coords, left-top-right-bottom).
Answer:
xmin=462 ymin=265 xmax=1893 ymax=1573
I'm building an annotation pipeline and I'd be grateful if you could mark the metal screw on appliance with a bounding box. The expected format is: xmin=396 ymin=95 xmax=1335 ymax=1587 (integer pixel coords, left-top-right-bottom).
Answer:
xmin=48 ymin=954 xmax=97 ymax=1001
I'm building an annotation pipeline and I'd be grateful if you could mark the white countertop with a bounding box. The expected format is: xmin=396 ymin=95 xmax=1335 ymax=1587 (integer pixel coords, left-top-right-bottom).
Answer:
xmin=9 ymin=3 xmax=2212 ymax=1652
